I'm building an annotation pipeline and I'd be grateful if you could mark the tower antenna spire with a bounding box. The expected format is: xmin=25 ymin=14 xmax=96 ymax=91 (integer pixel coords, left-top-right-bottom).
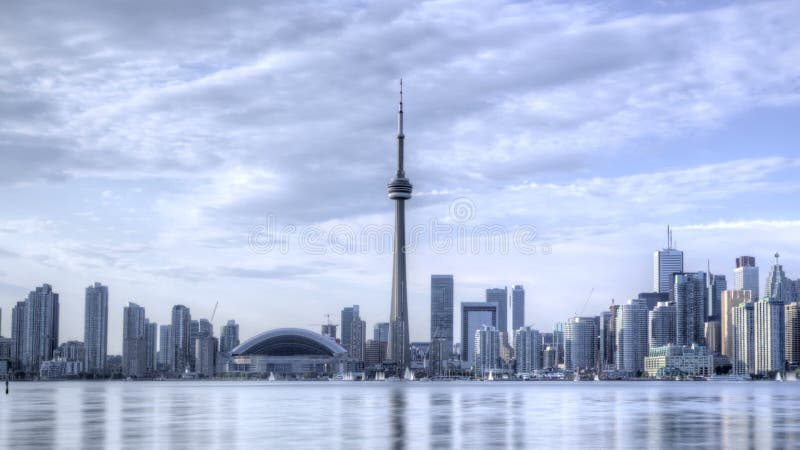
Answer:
xmin=396 ymin=78 xmax=405 ymax=176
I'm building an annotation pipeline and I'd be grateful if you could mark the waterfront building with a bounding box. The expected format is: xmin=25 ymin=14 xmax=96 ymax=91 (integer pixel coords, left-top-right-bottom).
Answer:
xmin=734 ymin=256 xmax=759 ymax=299
xmin=674 ymin=272 xmax=707 ymax=346
xmin=730 ymin=301 xmax=755 ymax=375
xmin=10 ymin=301 xmax=25 ymax=371
xmin=146 ymin=322 xmax=157 ymax=373
xmin=197 ymin=334 xmax=218 ymax=378
xmin=514 ymin=326 xmax=541 ymax=374
xmin=364 ymin=339 xmax=386 ymax=367
xmin=564 ymin=316 xmax=597 ymax=372
xmin=474 ymin=325 xmax=500 ymax=377
xmin=83 ymin=282 xmax=108 ymax=375
xmin=653 ymin=229 xmax=683 ymax=294
xmin=643 ymin=344 xmax=713 ymax=378
xmin=410 ymin=342 xmax=430 ymax=371
xmin=461 ymin=302 xmax=498 ymax=367
xmin=598 ymin=310 xmax=614 ymax=370
xmin=21 ymin=284 xmax=60 ymax=375
xmin=341 ymin=305 xmax=365 ymax=362
xmin=786 ymin=302 xmax=800 ymax=369
xmin=386 ymin=83 xmax=413 ymax=375
xmin=486 ymin=287 xmax=509 ymax=335
xmin=721 ymin=290 xmax=752 ymax=357
xmin=754 ymin=297 xmax=785 ymax=375
xmin=122 ymin=303 xmax=150 ymax=378
xmin=373 ymin=322 xmax=389 ymax=343
xmin=430 ymin=275 xmax=454 ymax=375
xmin=220 ymin=320 xmax=240 ymax=354
xmin=170 ymin=305 xmax=192 ymax=373
xmin=615 ymin=299 xmax=649 ymax=376
xmin=649 ymin=302 xmax=676 ymax=349
xmin=40 ymin=358 xmax=83 ymax=379
xmin=542 ymin=346 xmax=557 ymax=369
xmin=158 ymin=324 xmax=172 ymax=370
xmin=765 ymin=253 xmax=792 ymax=303
xmin=227 ymin=328 xmax=346 ymax=378
xmin=54 ymin=341 xmax=84 ymax=362
xmin=511 ymin=285 xmax=525 ymax=333
xmin=189 ymin=320 xmax=199 ymax=371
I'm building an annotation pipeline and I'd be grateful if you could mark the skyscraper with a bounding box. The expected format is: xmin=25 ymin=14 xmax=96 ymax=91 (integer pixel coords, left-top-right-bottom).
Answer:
xmin=11 ymin=301 xmax=26 ymax=371
xmin=648 ymin=302 xmax=676 ymax=349
xmin=721 ymin=290 xmax=752 ymax=357
xmin=373 ymin=322 xmax=389 ymax=343
xmin=765 ymin=253 xmax=792 ymax=303
xmin=511 ymin=285 xmax=525 ymax=332
xmin=615 ymin=299 xmax=649 ymax=375
xmin=170 ymin=305 xmax=191 ymax=373
xmin=564 ymin=316 xmax=597 ymax=372
xmin=430 ymin=275 xmax=454 ymax=375
xmin=486 ymin=287 xmax=509 ymax=335
xmin=196 ymin=324 xmax=217 ymax=378
xmin=785 ymin=302 xmax=800 ymax=369
xmin=734 ymin=256 xmax=759 ymax=298
xmin=474 ymin=325 xmax=500 ymax=377
xmin=189 ymin=319 xmax=199 ymax=371
xmin=637 ymin=292 xmax=669 ymax=311
xmin=219 ymin=320 xmax=240 ymax=354
xmin=513 ymin=326 xmax=541 ymax=374
xmin=341 ymin=305 xmax=359 ymax=351
xmin=461 ymin=302 xmax=498 ymax=367
xmin=754 ymin=297 xmax=785 ymax=375
xmin=674 ymin=272 xmax=707 ymax=346
xmin=21 ymin=284 xmax=60 ymax=374
xmin=730 ymin=301 xmax=755 ymax=375
xmin=146 ymin=321 xmax=157 ymax=373
xmin=122 ymin=302 xmax=148 ymax=378
xmin=386 ymin=81 xmax=412 ymax=374
xmin=83 ymin=282 xmax=108 ymax=375
xmin=653 ymin=227 xmax=683 ymax=294
xmin=598 ymin=310 xmax=614 ymax=371
xmin=158 ymin=324 xmax=172 ymax=370
xmin=707 ymin=274 xmax=727 ymax=320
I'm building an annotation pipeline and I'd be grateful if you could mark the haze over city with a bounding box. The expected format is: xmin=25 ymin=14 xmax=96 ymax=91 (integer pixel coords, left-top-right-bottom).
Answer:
xmin=2 ymin=0 xmax=800 ymax=355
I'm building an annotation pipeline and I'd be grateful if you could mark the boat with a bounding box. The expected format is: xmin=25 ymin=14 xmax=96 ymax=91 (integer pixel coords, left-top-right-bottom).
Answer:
xmin=268 ymin=372 xmax=276 ymax=382
xmin=593 ymin=374 xmax=600 ymax=382
xmin=775 ymin=372 xmax=783 ymax=382
xmin=375 ymin=372 xmax=385 ymax=381
xmin=487 ymin=370 xmax=494 ymax=381
xmin=786 ymin=372 xmax=798 ymax=382
xmin=708 ymin=374 xmax=752 ymax=382
xmin=404 ymin=367 xmax=415 ymax=381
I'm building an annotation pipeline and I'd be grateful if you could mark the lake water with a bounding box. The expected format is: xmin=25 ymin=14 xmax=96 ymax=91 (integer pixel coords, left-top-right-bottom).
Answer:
xmin=1 ymin=380 xmax=798 ymax=449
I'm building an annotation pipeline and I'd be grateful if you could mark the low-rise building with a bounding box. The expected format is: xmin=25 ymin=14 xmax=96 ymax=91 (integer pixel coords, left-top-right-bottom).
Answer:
xmin=644 ymin=344 xmax=713 ymax=378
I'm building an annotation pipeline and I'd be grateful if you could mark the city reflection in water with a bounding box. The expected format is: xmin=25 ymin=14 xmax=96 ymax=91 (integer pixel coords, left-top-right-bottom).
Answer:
xmin=3 ymin=381 xmax=800 ymax=448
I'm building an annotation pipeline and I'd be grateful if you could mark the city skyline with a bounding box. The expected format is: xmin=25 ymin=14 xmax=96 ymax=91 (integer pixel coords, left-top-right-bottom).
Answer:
xmin=2 ymin=1 xmax=800 ymax=354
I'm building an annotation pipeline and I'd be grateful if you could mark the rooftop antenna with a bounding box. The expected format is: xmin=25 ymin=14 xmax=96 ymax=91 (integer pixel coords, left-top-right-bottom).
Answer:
xmin=775 ymin=252 xmax=780 ymax=265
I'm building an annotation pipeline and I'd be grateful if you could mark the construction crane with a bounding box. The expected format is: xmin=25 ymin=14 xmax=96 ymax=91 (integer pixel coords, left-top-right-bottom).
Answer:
xmin=576 ymin=288 xmax=594 ymax=317
xmin=210 ymin=301 xmax=219 ymax=324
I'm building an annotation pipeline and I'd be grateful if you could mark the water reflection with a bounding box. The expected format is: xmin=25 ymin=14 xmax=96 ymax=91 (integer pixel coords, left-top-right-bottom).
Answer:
xmin=3 ymin=381 xmax=800 ymax=448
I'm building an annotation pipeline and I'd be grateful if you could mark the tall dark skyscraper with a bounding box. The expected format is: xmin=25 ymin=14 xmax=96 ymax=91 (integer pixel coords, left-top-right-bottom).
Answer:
xmin=674 ymin=272 xmax=707 ymax=346
xmin=170 ymin=305 xmax=191 ymax=373
xmin=387 ymin=81 xmax=412 ymax=373
xmin=486 ymin=287 xmax=508 ymax=334
xmin=21 ymin=284 xmax=60 ymax=374
xmin=84 ymin=282 xmax=108 ymax=375
xmin=220 ymin=320 xmax=240 ymax=354
xmin=430 ymin=275 xmax=454 ymax=374
xmin=511 ymin=285 xmax=525 ymax=332
xmin=122 ymin=302 xmax=148 ymax=378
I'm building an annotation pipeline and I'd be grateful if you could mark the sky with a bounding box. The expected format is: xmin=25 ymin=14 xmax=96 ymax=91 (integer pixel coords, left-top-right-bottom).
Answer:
xmin=1 ymin=0 xmax=799 ymax=354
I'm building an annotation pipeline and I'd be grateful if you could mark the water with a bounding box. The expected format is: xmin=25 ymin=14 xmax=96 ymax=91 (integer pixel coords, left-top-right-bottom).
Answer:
xmin=1 ymin=381 xmax=799 ymax=449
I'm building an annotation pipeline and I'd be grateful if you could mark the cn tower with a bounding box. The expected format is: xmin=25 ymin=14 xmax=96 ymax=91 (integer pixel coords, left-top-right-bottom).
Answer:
xmin=387 ymin=80 xmax=412 ymax=374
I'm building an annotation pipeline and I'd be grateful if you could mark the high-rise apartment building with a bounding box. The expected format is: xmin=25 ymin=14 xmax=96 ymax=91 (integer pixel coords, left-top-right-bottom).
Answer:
xmin=170 ymin=305 xmax=192 ymax=373
xmin=653 ymin=229 xmax=683 ymax=294
xmin=430 ymin=275 xmax=454 ymax=375
xmin=21 ymin=284 xmax=60 ymax=374
xmin=461 ymin=302 xmax=498 ymax=367
xmin=785 ymin=302 xmax=800 ymax=369
xmin=615 ymin=299 xmax=649 ymax=375
xmin=513 ymin=326 xmax=541 ymax=374
xmin=721 ymin=290 xmax=752 ymax=357
xmin=83 ymin=282 xmax=108 ymax=375
xmin=486 ymin=287 xmax=509 ymax=335
xmin=474 ymin=325 xmax=500 ymax=377
xmin=638 ymin=292 xmax=669 ymax=311
xmin=674 ymin=272 xmax=707 ymax=346
xmin=734 ymin=256 xmax=759 ymax=298
xmin=730 ymin=301 xmax=755 ymax=375
xmin=373 ymin=322 xmax=389 ymax=343
xmin=598 ymin=310 xmax=614 ymax=370
xmin=146 ymin=321 xmax=157 ymax=373
xmin=220 ymin=320 xmax=240 ymax=354
xmin=122 ymin=302 xmax=149 ymax=378
xmin=158 ymin=324 xmax=172 ymax=370
xmin=341 ymin=305 xmax=365 ymax=361
xmin=564 ymin=316 xmax=597 ymax=371
xmin=707 ymin=274 xmax=727 ymax=320
xmin=649 ymin=302 xmax=676 ymax=349
xmin=511 ymin=285 xmax=525 ymax=333
xmin=11 ymin=301 xmax=26 ymax=371
xmin=754 ymin=297 xmax=785 ymax=375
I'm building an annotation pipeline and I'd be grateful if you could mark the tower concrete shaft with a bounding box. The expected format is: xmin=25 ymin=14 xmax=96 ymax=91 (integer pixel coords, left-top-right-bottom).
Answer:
xmin=387 ymin=80 xmax=412 ymax=373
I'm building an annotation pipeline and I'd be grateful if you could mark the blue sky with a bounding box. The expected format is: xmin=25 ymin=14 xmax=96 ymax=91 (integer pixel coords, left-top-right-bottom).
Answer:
xmin=1 ymin=0 xmax=799 ymax=353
